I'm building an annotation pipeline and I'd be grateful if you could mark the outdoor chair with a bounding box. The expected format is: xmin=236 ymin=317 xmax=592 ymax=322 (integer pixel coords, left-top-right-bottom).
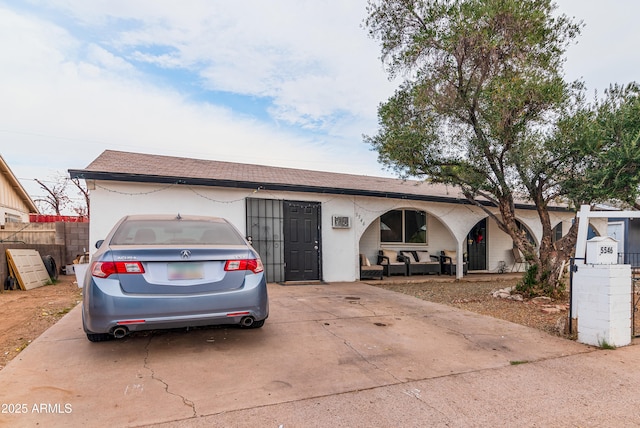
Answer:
xmin=359 ymin=254 xmax=384 ymax=280
xmin=441 ymin=250 xmax=468 ymax=276
xmin=378 ymin=249 xmax=408 ymax=276
xmin=400 ymin=250 xmax=441 ymax=275
xmin=511 ymin=248 xmax=527 ymax=272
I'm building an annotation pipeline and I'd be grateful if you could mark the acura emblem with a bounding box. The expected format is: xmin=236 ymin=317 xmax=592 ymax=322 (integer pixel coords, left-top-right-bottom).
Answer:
xmin=180 ymin=250 xmax=191 ymax=259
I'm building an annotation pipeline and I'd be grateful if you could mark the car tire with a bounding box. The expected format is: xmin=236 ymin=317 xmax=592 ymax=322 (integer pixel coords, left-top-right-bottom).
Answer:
xmin=86 ymin=332 xmax=112 ymax=342
xmin=243 ymin=319 xmax=265 ymax=329
xmin=83 ymin=314 xmax=112 ymax=342
xmin=42 ymin=255 xmax=59 ymax=281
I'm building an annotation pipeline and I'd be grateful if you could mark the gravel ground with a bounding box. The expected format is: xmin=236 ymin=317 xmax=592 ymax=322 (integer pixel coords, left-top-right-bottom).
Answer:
xmin=371 ymin=275 xmax=571 ymax=337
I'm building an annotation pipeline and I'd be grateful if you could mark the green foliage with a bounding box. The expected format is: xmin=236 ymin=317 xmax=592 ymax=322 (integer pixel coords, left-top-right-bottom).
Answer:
xmin=515 ymin=264 xmax=548 ymax=297
xmin=598 ymin=339 xmax=616 ymax=350
xmin=517 ymin=263 xmax=538 ymax=292
xmin=555 ymin=83 xmax=640 ymax=208
xmin=515 ymin=263 xmax=565 ymax=298
xmin=364 ymin=0 xmax=640 ymax=296
xmin=364 ymin=0 xmax=583 ymax=209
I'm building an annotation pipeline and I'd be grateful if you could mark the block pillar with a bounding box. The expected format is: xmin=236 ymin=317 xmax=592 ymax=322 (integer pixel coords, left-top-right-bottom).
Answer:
xmin=572 ymin=264 xmax=632 ymax=347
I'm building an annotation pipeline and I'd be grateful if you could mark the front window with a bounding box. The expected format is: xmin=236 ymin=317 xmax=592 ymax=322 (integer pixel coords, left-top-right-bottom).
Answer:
xmin=4 ymin=213 xmax=21 ymax=223
xmin=380 ymin=210 xmax=427 ymax=244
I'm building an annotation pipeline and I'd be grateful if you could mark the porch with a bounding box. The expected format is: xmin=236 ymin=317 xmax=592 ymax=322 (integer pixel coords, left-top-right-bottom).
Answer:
xmin=359 ymin=271 xmax=524 ymax=285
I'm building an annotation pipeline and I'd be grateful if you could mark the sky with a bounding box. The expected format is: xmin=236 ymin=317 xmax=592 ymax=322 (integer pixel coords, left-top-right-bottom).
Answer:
xmin=1 ymin=0 xmax=639 ymax=212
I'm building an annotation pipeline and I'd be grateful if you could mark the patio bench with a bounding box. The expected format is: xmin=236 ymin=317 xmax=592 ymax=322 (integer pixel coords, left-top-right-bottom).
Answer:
xmin=400 ymin=250 xmax=441 ymax=275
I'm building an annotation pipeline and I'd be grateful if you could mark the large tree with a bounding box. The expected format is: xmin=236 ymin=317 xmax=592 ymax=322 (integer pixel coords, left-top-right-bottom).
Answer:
xmin=556 ymin=83 xmax=640 ymax=211
xmin=364 ymin=0 xmax=638 ymax=295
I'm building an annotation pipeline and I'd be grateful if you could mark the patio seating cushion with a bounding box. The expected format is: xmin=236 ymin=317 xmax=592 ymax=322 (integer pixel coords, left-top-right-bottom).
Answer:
xmin=400 ymin=251 xmax=416 ymax=262
xmin=416 ymin=251 xmax=433 ymax=263
xmin=360 ymin=254 xmax=384 ymax=280
xmin=381 ymin=249 xmax=402 ymax=264
xmin=443 ymin=250 xmax=457 ymax=262
xmin=360 ymin=254 xmax=380 ymax=269
xmin=441 ymin=250 xmax=468 ymax=276
xmin=399 ymin=250 xmax=439 ymax=264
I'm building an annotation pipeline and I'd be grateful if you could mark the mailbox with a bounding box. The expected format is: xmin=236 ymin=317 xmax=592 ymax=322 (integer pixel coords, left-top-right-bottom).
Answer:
xmin=586 ymin=236 xmax=618 ymax=265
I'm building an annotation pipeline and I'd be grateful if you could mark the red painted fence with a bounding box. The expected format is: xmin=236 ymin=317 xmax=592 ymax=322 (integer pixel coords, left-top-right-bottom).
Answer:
xmin=29 ymin=214 xmax=88 ymax=223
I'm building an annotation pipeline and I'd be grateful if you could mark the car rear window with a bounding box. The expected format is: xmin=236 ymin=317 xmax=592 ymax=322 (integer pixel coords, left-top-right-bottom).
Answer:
xmin=110 ymin=220 xmax=246 ymax=245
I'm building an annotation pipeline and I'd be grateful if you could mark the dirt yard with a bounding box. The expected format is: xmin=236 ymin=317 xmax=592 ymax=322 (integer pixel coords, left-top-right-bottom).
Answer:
xmin=0 ymin=274 xmax=82 ymax=371
xmin=371 ymin=275 xmax=571 ymax=337
xmin=0 ymin=273 xmax=572 ymax=371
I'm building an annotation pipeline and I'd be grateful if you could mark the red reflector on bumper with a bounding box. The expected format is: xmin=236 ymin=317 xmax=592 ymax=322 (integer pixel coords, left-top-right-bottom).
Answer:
xmin=226 ymin=312 xmax=250 ymax=317
xmin=117 ymin=320 xmax=145 ymax=325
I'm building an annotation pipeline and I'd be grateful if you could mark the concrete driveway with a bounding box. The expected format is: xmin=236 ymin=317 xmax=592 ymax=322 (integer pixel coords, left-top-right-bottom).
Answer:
xmin=1 ymin=281 xmax=640 ymax=427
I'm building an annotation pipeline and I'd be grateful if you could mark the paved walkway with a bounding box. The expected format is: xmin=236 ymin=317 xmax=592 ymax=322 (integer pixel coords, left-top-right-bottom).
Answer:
xmin=0 ymin=281 xmax=639 ymax=427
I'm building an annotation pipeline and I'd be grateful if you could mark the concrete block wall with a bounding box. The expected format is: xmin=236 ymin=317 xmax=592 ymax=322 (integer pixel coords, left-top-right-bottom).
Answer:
xmin=573 ymin=264 xmax=632 ymax=347
xmin=62 ymin=222 xmax=90 ymax=265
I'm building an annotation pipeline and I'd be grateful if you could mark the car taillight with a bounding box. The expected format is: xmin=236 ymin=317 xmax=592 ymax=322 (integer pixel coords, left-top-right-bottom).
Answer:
xmin=224 ymin=259 xmax=264 ymax=274
xmin=91 ymin=261 xmax=145 ymax=278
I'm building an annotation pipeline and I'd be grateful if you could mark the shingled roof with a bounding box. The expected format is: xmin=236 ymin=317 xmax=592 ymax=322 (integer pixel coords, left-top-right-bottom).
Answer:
xmin=69 ymin=150 xmax=558 ymax=210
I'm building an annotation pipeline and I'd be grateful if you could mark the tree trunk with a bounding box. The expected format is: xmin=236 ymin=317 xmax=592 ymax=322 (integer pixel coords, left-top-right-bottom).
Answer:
xmin=537 ymin=217 xmax=579 ymax=295
xmin=467 ymin=190 xmax=579 ymax=297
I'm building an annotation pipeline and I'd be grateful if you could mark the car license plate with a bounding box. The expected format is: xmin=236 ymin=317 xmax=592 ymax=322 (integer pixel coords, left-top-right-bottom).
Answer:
xmin=168 ymin=262 xmax=204 ymax=280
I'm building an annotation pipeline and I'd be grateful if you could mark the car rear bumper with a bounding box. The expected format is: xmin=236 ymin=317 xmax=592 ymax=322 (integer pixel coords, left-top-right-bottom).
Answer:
xmin=82 ymin=274 xmax=268 ymax=334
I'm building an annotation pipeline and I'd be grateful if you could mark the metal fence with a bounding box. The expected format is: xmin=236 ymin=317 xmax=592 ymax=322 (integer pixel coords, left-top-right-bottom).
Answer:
xmin=618 ymin=253 xmax=640 ymax=268
xmin=624 ymin=254 xmax=640 ymax=337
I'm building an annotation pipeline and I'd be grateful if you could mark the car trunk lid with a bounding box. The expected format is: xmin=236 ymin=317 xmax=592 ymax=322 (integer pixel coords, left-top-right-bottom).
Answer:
xmin=104 ymin=246 xmax=256 ymax=294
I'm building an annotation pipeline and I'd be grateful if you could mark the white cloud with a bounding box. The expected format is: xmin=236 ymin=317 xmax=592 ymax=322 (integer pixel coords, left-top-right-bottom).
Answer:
xmin=1 ymin=0 xmax=638 ymax=211
xmin=18 ymin=0 xmax=393 ymax=128
xmin=0 ymin=2 xmax=393 ymax=187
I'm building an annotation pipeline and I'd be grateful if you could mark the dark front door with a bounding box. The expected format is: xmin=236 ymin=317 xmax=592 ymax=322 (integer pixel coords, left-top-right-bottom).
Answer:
xmin=284 ymin=201 xmax=321 ymax=281
xmin=467 ymin=218 xmax=487 ymax=271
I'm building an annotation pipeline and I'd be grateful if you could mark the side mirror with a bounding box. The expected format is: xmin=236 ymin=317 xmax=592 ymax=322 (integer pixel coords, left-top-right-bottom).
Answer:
xmin=95 ymin=240 xmax=104 ymax=249
xmin=245 ymin=236 xmax=253 ymax=245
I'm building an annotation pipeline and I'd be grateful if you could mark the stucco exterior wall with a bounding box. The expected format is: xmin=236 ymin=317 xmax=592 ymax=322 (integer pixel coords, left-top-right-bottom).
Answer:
xmin=88 ymin=180 xmax=577 ymax=282
xmin=88 ymin=182 xmax=248 ymax=247
xmin=487 ymin=219 xmax=514 ymax=271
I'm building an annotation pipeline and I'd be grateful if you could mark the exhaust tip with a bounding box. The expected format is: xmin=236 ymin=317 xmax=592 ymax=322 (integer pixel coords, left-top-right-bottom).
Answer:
xmin=240 ymin=316 xmax=255 ymax=327
xmin=112 ymin=326 xmax=129 ymax=339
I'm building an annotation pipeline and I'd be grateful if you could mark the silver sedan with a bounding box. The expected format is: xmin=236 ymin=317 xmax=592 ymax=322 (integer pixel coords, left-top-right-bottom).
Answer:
xmin=82 ymin=214 xmax=269 ymax=342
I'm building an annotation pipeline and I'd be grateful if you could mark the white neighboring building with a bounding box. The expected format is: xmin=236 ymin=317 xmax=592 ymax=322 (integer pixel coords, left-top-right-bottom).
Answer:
xmin=0 ymin=154 xmax=38 ymax=224
xmin=70 ymin=150 xmax=580 ymax=283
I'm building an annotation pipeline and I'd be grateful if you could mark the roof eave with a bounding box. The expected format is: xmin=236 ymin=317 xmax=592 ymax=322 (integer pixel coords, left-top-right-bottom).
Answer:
xmin=70 ymin=169 xmax=570 ymax=212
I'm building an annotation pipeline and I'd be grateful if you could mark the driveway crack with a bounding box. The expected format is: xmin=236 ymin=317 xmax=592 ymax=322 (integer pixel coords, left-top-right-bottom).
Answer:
xmin=320 ymin=322 xmax=403 ymax=384
xmin=143 ymin=336 xmax=197 ymax=417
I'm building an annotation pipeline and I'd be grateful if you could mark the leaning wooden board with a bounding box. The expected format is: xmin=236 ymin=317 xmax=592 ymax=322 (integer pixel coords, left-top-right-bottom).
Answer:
xmin=6 ymin=249 xmax=50 ymax=290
